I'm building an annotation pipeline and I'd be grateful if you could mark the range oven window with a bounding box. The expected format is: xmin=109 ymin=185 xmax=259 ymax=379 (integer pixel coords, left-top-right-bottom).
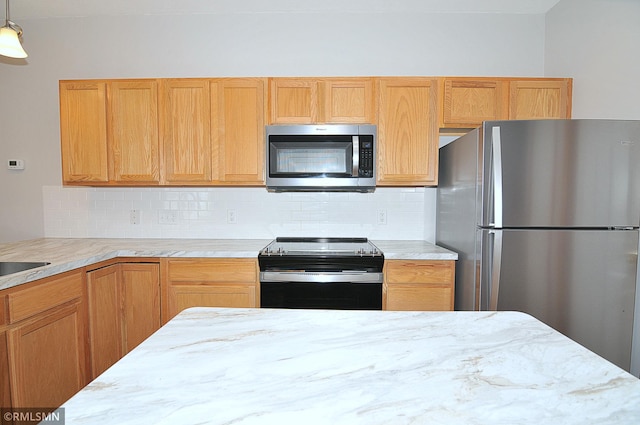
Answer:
xmin=261 ymin=281 xmax=382 ymax=310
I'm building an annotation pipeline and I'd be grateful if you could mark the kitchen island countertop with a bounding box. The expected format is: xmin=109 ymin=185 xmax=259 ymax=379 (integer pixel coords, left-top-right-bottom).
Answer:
xmin=61 ymin=307 xmax=640 ymax=424
xmin=0 ymin=238 xmax=457 ymax=290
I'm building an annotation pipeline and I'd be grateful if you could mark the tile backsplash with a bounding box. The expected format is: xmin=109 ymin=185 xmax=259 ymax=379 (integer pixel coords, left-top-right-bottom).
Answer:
xmin=43 ymin=186 xmax=433 ymax=241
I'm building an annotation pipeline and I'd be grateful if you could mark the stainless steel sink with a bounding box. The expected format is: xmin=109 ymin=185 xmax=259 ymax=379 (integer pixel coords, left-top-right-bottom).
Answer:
xmin=0 ymin=261 xmax=51 ymax=276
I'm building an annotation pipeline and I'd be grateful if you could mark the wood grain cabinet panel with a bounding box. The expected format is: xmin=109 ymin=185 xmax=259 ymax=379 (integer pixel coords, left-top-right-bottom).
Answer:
xmin=213 ymin=78 xmax=266 ymax=184
xmin=508 ymin=79 xmax=572 ymax=120
xmin=1 ymin=331 xmax=11 ymax=413
xmin=108 ymin=80 xmax=160 ymax=183
xmin=60 ymin=79 xmax=161 ymax=185
xmin=384 ymin=260 xmax=455 ymax=311
xmin=321 ymin=78 xmax=375 ymax=123
xmin=377 ymin=77 xmax=439 ymax=186
xmin=269 ymin=78 xmax=318 ymax=124
xmin=269 ymin=77 xmax=375 ymax=124
xmin=160 ymin=79 xmax=212 ymax=184
xmin=87 ymin=263 xmax=160 ymax=378
xmin=59 ymin=81 xmax=109 ymax=183
xmin=441 ymin=78 xmax=507 ymax=128
xmin=5 ymin=270 xmax=89 ymax=410
xmin=163 ymin=258 xmax=259 ymax=323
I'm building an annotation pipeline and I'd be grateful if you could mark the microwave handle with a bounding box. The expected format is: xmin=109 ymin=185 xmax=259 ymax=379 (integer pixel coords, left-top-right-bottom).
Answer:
xmin=352 ymin=136 xmax=359 ymax=177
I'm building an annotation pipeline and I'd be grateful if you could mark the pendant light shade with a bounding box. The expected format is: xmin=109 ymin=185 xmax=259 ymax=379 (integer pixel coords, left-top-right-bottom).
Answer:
xmin=0 ymin=0 xmax=27 ymax=59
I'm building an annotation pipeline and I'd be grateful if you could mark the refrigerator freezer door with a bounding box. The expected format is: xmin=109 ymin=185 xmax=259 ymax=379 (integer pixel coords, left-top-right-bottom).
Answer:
xmin=482 ymin=120 xmax=640 ymax=228
xmin=482 ymin=228 xmax=639 ymax=372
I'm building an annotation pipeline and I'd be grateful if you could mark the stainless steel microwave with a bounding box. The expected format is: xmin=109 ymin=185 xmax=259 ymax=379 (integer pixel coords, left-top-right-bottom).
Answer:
xmin=265 ymin=124 xmax=376 ymax=192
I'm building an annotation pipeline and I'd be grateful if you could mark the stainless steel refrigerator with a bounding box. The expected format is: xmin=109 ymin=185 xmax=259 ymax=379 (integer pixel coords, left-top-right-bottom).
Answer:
xmin=436 ymin=119 xmax=640 ymax=376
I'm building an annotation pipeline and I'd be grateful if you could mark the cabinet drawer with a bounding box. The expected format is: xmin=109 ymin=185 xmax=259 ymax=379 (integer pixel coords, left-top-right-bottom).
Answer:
xmin=7 ymin=271 xmax=84 ymax=324
xmin=167 ymin=259 xmax=257 ymax=283
xmin=385 ymin=284 xmax=454 ymax=311
xmin=385 ymin=260 xmax=454 ymax=284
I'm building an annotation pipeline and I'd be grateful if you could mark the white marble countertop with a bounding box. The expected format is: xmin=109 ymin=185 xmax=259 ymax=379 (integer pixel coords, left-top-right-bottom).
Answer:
xmin=0 ymin=238 xmax=457 ymax=290
xmin=61 ymin=307 xmax=640 ymax=425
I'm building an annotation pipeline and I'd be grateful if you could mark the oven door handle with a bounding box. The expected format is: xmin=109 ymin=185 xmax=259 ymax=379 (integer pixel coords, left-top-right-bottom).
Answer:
xmin=260 ymin=271 xmax=383 ymax=284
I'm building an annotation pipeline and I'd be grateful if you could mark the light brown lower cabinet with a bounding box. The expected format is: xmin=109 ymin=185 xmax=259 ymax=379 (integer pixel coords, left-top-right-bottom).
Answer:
xmin=383 ymin=260 xmax=455 ymax=311
xmin=1 ymin=329 xmax=11 ymax=414
xmin=87 ymin=262 xmax=160 ymax=378
xmin=162 ymin=258 xmax=258 ymax=323
xmin=4 ymin=270 xmax=89 ymax=412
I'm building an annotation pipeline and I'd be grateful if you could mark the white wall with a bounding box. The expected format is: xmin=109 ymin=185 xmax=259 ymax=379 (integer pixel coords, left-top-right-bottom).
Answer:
xmin=0 ymin=8 xmax=548 ymax=242
xmin=545 ymin=0 xmax=640 ymax=119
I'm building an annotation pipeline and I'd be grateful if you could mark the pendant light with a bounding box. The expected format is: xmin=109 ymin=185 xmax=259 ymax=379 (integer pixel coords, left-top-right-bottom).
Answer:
xmin=0 ymin=0 xmax=27 ymax=58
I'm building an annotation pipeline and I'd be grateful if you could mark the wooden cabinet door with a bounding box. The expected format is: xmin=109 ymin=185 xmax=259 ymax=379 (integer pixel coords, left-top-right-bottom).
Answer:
xmin=7 ymin=303 xmax=88 ymax=409
xmin=269 ymin=78 xmax=318 ymax=124
xmin=377 ymin=78 xmax=439 ymax=186
xmin=384 ymin=260 xmax=455 ymax=311
xmin=508 ymin=79 xmax=572 ymax=120
xmin=59 ymin=81 xmax=109 ymax=183
xmin=163 ymin=258 xmax=258 ymax=322
xmin=1 ymin=330 xmax=11 ymax=413
xmin=441 ymin=78 xmax=506 ymax=128
xmin=213 ymin=78 xmax=266 ymax=184
xmin=87 ymin=265 xmax=122 ymax=378
xmin=121 ymin=263 xmax=160 ymax=353
xmin=87 ymin=263 xmax=160 ymax=378
xmin=108 ymin=80 xmax=160 ymax=184
xmin=321 ymin=78 xmax=375 ymax=123
xmin=269 ymin=77 xmax=375 ymax=124
xmin=161 ymin=79 xmax=212 ymax=183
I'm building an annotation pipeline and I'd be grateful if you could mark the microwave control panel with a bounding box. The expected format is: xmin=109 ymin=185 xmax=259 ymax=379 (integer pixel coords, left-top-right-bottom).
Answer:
xmin=359 ymin=137 xmax=374 ymax=177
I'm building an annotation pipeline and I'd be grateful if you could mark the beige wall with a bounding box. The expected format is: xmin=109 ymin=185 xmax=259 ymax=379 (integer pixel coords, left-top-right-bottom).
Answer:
xmin=545 ymin=0 xmax=640 ymax=119
xmin=0 ymin=9 xmax=547 ymax=243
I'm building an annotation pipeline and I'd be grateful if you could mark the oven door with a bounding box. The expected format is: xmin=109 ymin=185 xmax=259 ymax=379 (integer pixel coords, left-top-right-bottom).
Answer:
xmin=260 ymin=271 xmax=383 ymax=310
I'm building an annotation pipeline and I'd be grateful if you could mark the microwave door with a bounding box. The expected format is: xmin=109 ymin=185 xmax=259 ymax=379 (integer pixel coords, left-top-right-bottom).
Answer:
xmin=265 ymin=124 xmax=377 ymax=192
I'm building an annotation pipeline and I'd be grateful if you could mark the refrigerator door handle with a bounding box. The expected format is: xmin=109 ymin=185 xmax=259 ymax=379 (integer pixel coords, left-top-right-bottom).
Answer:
xmin=491 ymin=126 xmax=503 ymax=228
xmin=489 ymin=229 xmax=503 ymax=311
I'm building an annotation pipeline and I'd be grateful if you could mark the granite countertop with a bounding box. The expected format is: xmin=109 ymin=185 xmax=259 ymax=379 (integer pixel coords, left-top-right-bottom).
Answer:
xmin=0 ymin=238 xmax=457 ymax=291
xmin=61 ymin=307 xmax=640 ymax=424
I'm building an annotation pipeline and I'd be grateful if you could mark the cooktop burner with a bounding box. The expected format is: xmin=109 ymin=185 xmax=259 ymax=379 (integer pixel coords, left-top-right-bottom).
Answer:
xmin=259 ymin=237 xmax=382 ymax=257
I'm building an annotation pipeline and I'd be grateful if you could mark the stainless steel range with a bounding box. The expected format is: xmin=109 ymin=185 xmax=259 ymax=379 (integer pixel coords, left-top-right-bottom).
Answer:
xmin=258 ymin=237 xmax=384 ymax=310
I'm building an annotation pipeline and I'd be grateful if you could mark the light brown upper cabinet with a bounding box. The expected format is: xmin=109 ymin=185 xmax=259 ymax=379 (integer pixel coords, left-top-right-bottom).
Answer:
xmin=440 ymin=77 xmax=572 ymax=129
xmin=213 ymin=78 xmax=266 ymax=184
xmin=508 ymin=79 xmax=572 ymax=120
xmin=377 ymin=77 xmax=439 ymax=186
xmin=160 ymin=79 xmax=212 ymax=184
xmin=440 ymin=78 xmax=507 ymax=128
xmin=269 ymin=77 xmax=375 ymax=124
xmin=109 ymin=81 xmax=160 ymax=183
xmin=59 ymin=80 xmax=160 ymax=185
xmin=60 ymin=81 xmax=109 ymax=183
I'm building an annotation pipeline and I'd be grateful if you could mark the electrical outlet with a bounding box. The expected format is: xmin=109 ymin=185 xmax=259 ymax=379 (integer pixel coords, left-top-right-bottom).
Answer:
xmin=377 ymin=209 xmax=387 ymax=225
xmin=158 ymin=210 xmax=178 ymax=225
xmin=227 ymin=209 xmax=237 ymax=224
xmin=130 ymin=209 xmax=140 ymax=225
